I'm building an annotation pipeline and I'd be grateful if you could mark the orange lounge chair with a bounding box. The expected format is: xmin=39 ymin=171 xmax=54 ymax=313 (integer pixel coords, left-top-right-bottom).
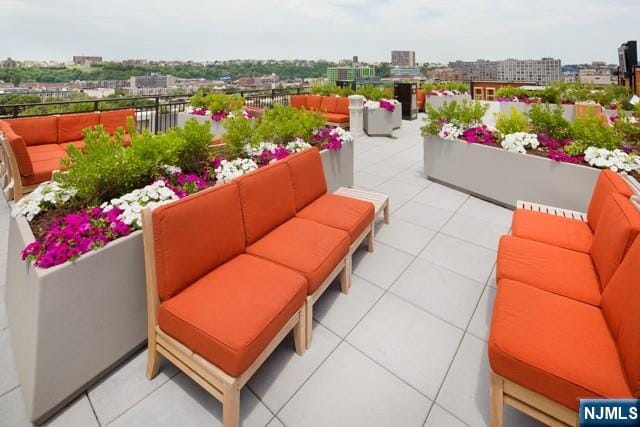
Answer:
xmin=289 ymin=95 xmax=350 ymax=126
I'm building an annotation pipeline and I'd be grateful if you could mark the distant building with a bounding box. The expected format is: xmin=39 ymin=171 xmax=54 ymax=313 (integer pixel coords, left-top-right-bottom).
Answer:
xmin=130 ymin=74 xmax=176 ymax=89
xmin=389 ymin=67 xmax=422 ymax=79
xmin=470 ymin=80 xmax=539 ymax=101
xmin=326 ymin=66 xmax=375 ymax=83
xmin=426 ymin=67 xmax=466 ymax=82
xmin=73 ymin=56 xmax=102 ymax=65
xmin=0 ymin=57 xmax=18 ymax=69
xmin=497 ymin=58 xmax=561 ymax=84
xmin=449 ymin=60 xmax=499 ymax=81
xmin=391 ymin=51 xmax=416 ymax=67
xmin=578 ymin=69 xmax=614 ymax=86
xmin=563 ymin=72 xmax=578 ymax=83
xmin=353 ymin=56 xmax=359 ymax=64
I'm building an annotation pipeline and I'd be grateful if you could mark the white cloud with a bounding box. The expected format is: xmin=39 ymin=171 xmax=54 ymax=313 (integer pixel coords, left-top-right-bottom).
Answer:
xmin=0 ymin=0 xmax=638 ymax=63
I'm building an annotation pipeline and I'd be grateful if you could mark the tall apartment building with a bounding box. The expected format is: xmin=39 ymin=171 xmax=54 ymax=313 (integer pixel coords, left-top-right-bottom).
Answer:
xmin=129 ymin=74 xmax=176 ymax=88
xmin=497 ymin=58 xmax=561 ymax=84
xmin=448 ymin=60 xmax=498 ymax=81
xmin=391 ymin=51 xmax=416 ymax=67
xmin=326 ymin=66 xmax=375 ymax=83
xmin=449 ymin=58 xmax=562 ymax=83
xmin=578 ymin=69 xmax=614 ymax=86
xmin=426 ymin=67 xmax=466 ymax=82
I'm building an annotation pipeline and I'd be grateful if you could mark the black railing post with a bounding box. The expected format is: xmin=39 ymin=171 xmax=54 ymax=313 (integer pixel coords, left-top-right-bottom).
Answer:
xmin=12 ymin=105 xmax=18 ymax=117
xmin=154 ymin=97 xmax=160 ymax=134
xmin=93 ymin=100 xmax=99 ymax=112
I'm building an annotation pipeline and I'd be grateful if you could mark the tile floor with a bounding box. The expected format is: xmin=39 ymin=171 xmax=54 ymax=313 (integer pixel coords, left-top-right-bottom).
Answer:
xmin=0 ymin=115 xmax=543 ymax=426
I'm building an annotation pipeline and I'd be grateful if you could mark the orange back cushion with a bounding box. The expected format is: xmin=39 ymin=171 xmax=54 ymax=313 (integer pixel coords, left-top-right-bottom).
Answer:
xmin=289 ymin=95 xmax=307 ymax=109
xmin=320 ymin=96 xmax=338 ymax=113
xmin=417 ymin=89 xmax=426 ymax=102
xmin=58 ymin=113 xmax=100 ymax=143
xmin=0 ymin=121 xmax=33 ymax=176
xmin=335 ymin=97 xmax=350 ymax=115
xmin=286 ymin=148 xmax=327 ymax=211
xmin=100 ymin=109 xmax=134 ymax=134
xmin=6 ymin=116 xmax=58 ymax=146
xmin=588 ymin=170 xmax=633 ymax=231
xmin=152 ymin=183 xmax=246 ymax=301
xmin=590 ymin=193 xmax=640 ymax=287
xmin=601 ymin=236 xmax=640 ymax=396
xmin=237 ymin=162 xmax=296 ymax=245
xmin=306 ymin=96 xmax=322 ymax=111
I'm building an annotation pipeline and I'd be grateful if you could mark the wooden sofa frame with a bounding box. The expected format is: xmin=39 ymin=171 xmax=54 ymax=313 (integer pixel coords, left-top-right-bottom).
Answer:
xmin=0 ymin=131 xmax=34 ymax=201
xmin=141 ymin=208 xmax=306 ymax=427
xmin=491 ymin=372 xmax=578 ymax=427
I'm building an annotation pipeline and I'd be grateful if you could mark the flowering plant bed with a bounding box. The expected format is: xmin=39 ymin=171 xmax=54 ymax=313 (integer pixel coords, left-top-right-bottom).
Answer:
xmin=363 ymin=99 xmax=402 ymax=135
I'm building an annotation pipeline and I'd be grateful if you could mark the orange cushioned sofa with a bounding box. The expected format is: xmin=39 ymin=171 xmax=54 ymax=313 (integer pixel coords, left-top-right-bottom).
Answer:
xmin=289 ymin=94 xmax=350 ymax=126
xmin=489 ymin=171 xmax=640 ymax=426
xmin=0 ymin=109 xmax=134 ymax=200
xmin=142 ymin=147 xmax=376 ymax=427
xmin=416 ymin=89 xmax=426 ymax=112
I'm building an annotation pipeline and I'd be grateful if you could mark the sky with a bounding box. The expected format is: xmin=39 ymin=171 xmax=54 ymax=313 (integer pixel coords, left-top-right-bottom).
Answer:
xmin=1 ymin=0 xmax=639 ymax=64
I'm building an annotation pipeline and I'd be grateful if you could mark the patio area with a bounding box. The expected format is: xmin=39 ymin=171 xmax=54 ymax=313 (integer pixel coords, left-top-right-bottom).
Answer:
xmin=0 ymin=115 xmax=544 ymax=427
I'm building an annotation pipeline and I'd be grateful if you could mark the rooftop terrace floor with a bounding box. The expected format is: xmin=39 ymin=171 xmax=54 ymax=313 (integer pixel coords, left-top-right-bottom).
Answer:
xmin=0 ymin=115 xmax=543 ymax=426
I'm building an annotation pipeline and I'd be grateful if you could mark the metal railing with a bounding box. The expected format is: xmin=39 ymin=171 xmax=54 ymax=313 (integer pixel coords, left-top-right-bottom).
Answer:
xmin=0 ymin=87 xmax=311 ymax=133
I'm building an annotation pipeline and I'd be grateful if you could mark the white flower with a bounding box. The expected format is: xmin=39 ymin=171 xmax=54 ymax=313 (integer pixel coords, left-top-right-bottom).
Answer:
xmin=214 ymin=158 xmax=258 ymax=182
xmin=12 ymin=181 xmax=77 ymax=221
xmin=161 ymin=165 xmax=182 ymax=175
xmin=438 ymin=123 xmax=464 ymax=141
xmin=329 ymin=127 xmax=353 ymax=144
xmin=584 ymin=147 xmax=640 ymax=173
xmin=285 ymin=138 xmax=312 ymax=153
xmin=501 ymin=133 xmax=540 ymax=154
xmin=245 ymin=142 xmax=279 ymax=156
xmin=101 ymin=181 xmax=178 ymax=229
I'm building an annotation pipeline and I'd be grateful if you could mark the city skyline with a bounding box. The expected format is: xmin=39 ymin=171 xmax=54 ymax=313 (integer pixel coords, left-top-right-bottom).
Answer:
xmin=1 ymin=0 xmax=638 ymax=64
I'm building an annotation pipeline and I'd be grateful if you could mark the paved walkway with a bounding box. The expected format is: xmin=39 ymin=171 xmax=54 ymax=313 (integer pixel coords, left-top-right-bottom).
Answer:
xmin=0 ymin=115 xmax=541 ymax=426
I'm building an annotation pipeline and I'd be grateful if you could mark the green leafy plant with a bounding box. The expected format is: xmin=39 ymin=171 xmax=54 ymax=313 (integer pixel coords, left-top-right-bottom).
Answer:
xmin=528 ymin=104 xmax=571 ymax=140
xmin=355 ymin=86 xmax=388 ymax=101
xmin=311 ymin=84 xmax=354 ymax=97
xmin=221 ymin=112 xmax=255 ymax=159
xmin=252 ymin=105 xmax=324 ymax=144
xmin=570 ymin=111 xmax=623 ymax=150
xmin=495 ymin=108 xmax=530 ymax=136
xmin=190 ymin=90 xmax=244 ymax=113
xmin=612 ymin=113 xmax=640 ymax=146
xmin=564 ymin=141 xmax=588 ymax=156
xmin=173 ymin=119 xmax=214 ymax=172
xmin=421 ymin=81 xmax=469 ymax=93
xmin=421 ymin=100 xmax=489 ymax=136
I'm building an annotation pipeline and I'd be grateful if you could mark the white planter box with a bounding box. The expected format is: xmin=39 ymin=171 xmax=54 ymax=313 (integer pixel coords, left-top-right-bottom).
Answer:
xmin=363 ymin=108 xmax=394 ymax=137
xmin=392 ymin=106 xmax=402 ymax=129
xmin=498 ymin=102 xmax=576 ymax=122
xmin=5 ymin=142 xmax=354 ymax=423
xmin=177 ymin=112 xmax=225 ymax=139
xmin=425 ymin=94 xmax=471 ymax=110
xmin=423 ymin=135 xmax=600 ymax=212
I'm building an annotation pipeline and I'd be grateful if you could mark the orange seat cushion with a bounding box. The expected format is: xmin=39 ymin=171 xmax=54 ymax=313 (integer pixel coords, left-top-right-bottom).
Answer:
xmin=335 ymin=97 xmax=350 ymax=116
xmin=0 ymin=120 xmax=32 ymax=176
xmin=417 ymin=89 xmax=426 ymax=103
xmin=489 ymin=279 xmax=632 ymax=411
xmin=22 ymin=145 xmax=67 ymax=185
xmin=320 ymin=96 xmax=338 ymax=113
xmin=58 ymin=113 xmax=100 ymax=143
xmin=286 ymin=148 xmax=327 ymax=211
xmin=237 ymin=162 xmax=296 ymax=245
xmin=590 ymin=193 xmax=640 ymax=288
xmin=60 ymin=140 xmax=86 ymax=151
xmin=289 ymin=95 xmax=307 ymax=109
xmin=247 ymin=217 xmax=350 ymax=294
xmin=601 ymin=237 xmax=640 ymax=396
xmin=587 ymin=170 xmax=633 ymax=231
xmin=6 ymin=116 xmax=58 ymax=146
xmin=323 ymin=113 xmax=349 ymax=124
xmin=26 ymin=144 xmax=67 ymax=163
xmin=158 ymin=254 xmax=306 ymax=377
xmin=100 ymin=109 xmax=134 ymax=135
xmin=497 ymin=236 xmax=601 ymax=305
xmin=152 ymin=183 xmax=246 ymax=301
xmin=511 ymin=209 xmax=593 ymax=253
xmin=306 ymin=96 xmax=322 ymax=111
xmin=297 ymin=193 xmax=374 ymax=243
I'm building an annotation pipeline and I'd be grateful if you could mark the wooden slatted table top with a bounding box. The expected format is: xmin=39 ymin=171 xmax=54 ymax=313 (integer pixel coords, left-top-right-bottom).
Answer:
xmin=516 ymin=200 xmax=587 ymax=222
xmin=335 ymin=187 xmax=389 ymax=222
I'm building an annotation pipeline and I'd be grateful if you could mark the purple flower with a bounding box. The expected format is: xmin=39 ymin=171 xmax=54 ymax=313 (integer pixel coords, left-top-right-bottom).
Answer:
xmin=211 ymin=111 xmax=229 ymax=121
xmin=379 ymin=100 xmax=396 ymax=112
xmin=191 ymin=108 xmax=207 ymax=116
xmin=548 ymin=149 xmax=584 ymax=164
xmin=461 ymin=125 xmax=496 ymax=145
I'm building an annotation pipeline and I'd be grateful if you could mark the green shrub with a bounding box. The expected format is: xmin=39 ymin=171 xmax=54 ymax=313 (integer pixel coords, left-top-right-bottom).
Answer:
xmin=421 ymin=81 xmax=469 ymax=93
xmin=253 ymin=105 xmax=324 ymax=144
xmin=128 ymin=129 xmax=181 ymax=177
xmin=173 ymin=119 xmax=214 ymax=171
xmin=190 ymin=89 xmax=244 ymax=112
xmin=495 ymin=108 xmax=530 ymax=135
xmin=564 ymin=141 xmax=588 ymax=156
xmin=495 ymin=87 xmax=531 ymax=99
xmin=528 ymin=104 xmax=571 ymax=140
xmin=421 ymin=100 xmax=489 ymax=135
xmin=612 ymin=112 xmax=640 ymax=145
xmin=355 ymin=86 xmax=387 ymax=101
xmin=570 ymin=111 xmax=623 ymax=150
xmin=311 ymin=84 xmax=354 ymax=97
xmin=222 ymin=112 xmax=255 ymax=159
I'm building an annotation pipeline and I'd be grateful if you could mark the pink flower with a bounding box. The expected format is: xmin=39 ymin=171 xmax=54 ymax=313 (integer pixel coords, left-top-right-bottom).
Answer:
xmin=191 ymin=108 xmax=207 ymax=116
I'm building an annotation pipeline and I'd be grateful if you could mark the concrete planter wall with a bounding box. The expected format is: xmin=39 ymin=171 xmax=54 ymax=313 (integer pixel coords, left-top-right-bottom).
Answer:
xmin=392 ymin=105 xmax=402 ymax=129
xmin=4 ymin=143 xmax=353 ymax=423
xmin=425 ymin=94 xmax=471 ymax=110
xmin=363 ymin=108 xmax=394 ymax=137
xmin=423 ymin=135 xmax=600 ymax=212
xmin=176 ymin=112 xmax=225 ymax=139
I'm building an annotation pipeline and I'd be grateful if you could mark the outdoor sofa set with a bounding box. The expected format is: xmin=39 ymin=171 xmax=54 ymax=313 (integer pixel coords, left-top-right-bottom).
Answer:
xmin=289 ymin=94 xmax=351 ymax=126
xmin=142 ymin=147 xmax=380 ymax=427
xmin=490 ymin=170 xmax=640 ymax=426
xmin=0 ymin=109 xmax=134 ymax=199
